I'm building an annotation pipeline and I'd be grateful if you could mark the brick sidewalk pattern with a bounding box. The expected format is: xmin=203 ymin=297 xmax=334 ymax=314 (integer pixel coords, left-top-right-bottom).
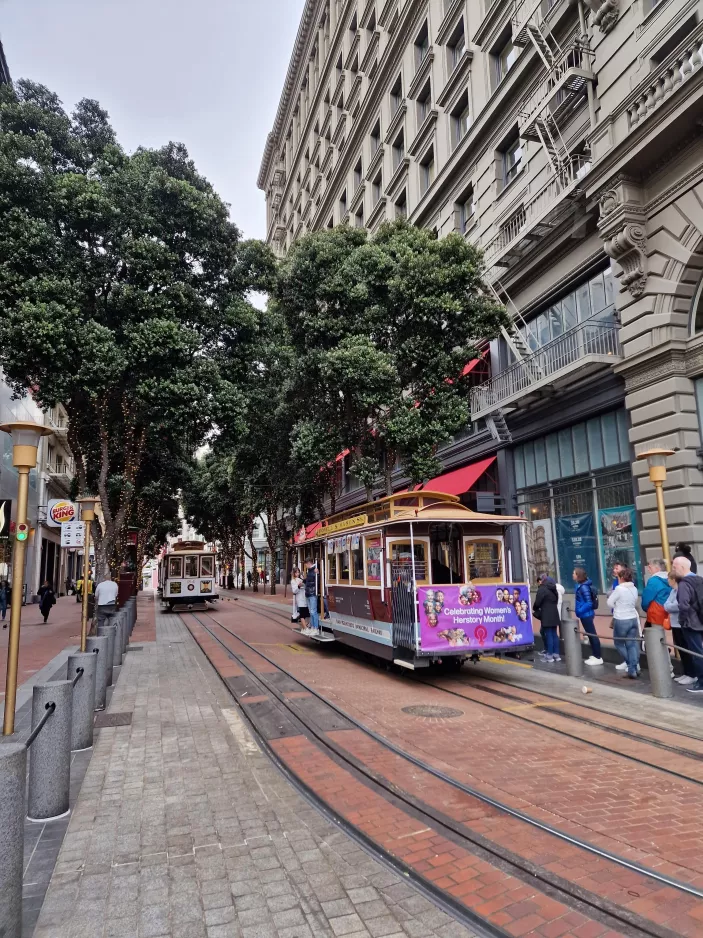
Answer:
xmin=31 ymin=601 xmax=480 ymax=938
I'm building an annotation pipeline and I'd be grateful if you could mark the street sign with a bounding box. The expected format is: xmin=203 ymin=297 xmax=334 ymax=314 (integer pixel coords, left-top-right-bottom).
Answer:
xmin=61 ymin=521 xmax=85 ymax=548
xmin=0 ymin=500 xmax=11 ymax=538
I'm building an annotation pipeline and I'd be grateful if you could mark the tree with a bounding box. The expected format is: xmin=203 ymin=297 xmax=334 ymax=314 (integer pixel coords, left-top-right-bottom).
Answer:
xmin=275 ymin=219 xmax=508 ymax=494
xmin=0 ymin=81 xmax=266 ymax=578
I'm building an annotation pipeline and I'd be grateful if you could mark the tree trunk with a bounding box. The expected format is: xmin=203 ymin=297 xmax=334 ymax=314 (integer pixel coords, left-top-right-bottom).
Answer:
xmin=239 ymin=543 xmax=246 ymax=590
xmin=248 ymin=531 xmax=259 ymax=591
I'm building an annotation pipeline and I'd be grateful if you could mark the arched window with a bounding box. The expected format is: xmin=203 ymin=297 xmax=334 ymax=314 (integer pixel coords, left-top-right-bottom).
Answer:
xmin=692 ymin=272 xmax=703 ymax=335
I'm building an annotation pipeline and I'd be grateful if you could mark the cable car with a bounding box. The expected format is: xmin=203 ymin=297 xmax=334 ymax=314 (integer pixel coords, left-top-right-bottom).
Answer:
xmin=293 ymin=492 xmax=534 ymax=669
xmin=159 ymin=541 xmax=219 ymax=612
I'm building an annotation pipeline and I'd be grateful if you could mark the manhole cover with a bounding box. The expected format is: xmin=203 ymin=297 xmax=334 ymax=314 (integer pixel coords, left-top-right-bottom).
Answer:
xmin=94 ymin=711 xmax=133 ymax=728
xmin=402 ymin=705 xmax=464 ymax=719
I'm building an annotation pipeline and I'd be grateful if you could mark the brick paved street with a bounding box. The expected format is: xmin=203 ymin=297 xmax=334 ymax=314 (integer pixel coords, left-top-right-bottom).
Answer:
xmin=31 ymin=600 xmax=479 ymax=938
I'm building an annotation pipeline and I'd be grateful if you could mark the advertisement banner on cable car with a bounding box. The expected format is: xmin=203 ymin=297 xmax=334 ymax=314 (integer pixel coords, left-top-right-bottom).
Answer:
xmin=418 ymin=584 xmax=534 ymax=653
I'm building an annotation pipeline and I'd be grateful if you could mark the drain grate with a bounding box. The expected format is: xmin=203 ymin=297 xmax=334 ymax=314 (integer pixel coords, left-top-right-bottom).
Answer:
xmin=402 ymin=705 xmax=464 ymax=719
xmin=94 ymin=711 xmax=133 ymax=728
xmin=126 ymin=646 xmax=143 ymax=652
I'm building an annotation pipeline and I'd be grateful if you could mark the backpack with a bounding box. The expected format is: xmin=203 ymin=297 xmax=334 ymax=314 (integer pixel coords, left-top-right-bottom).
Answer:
xmin=589 ymin=584 xmax=599 ymax=610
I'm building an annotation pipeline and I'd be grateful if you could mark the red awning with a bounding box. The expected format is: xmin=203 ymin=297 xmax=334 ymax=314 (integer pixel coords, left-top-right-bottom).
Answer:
xmin=336 ymin=449 xmax=350 ymax=463
xmin=416 ymin=456 xmax=496 ymax=497
xmin=461 ymin=359 xmax=481 ymax=376
xmin=294 ymin=521 xmax=322 ymax=544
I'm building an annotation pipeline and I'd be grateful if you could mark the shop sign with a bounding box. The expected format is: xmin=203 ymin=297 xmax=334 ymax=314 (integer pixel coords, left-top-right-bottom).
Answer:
xmin=0 ymin=499 xmax=11 ymax=538
xmin=47 ymin=499 xmax=77 ymax=527
xmin=323 ymin=514 xmax=368 ymax=535
xmin=418 ymin=584 xmax=533 ymax=653
xmin=555 ymin=512 xmax=599 ymax=586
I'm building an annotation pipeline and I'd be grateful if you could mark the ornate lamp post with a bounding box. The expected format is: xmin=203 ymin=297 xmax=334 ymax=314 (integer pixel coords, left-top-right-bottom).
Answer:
xmin=0 ymin=421 xmax=51 ymax=736
xmin=77 ymin=496 xmax=98 ymax=653
xmin=637 ymin=447 xmax=675 ymax=569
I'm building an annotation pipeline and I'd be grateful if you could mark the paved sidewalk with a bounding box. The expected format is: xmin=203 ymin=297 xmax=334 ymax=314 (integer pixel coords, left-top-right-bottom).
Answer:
xmin=32 ymin=603 xmax=477 ymax=938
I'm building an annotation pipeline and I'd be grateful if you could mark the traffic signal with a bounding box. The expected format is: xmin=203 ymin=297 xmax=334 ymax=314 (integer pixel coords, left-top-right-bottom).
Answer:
xmin=16 ymin=523 xmax=29 ymax=542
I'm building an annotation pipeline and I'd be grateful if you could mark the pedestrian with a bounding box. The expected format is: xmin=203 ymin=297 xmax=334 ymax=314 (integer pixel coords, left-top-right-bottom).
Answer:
xmin=291 ymin=566 xmax=309 ymax=628
xmin=671 ymin=556 xmax=703 ymax=693
xmin=610 ymin=561 xmax=625 ymax=591
xmin=303 ymin=559 xmax=320 ymax=636
xmin=674 ymin=542 xmax=698 ymax=574
xmin=38 ymin=580 xmax=56 ymax=624
xmin=641 ymin=559 xmax=671 ymax=627
xmin=0 ymin=579 xmax=7 ymax=627
xmin=665 ymin=570 xmax=698 ymax=685
xmin=573 ymin=567 xmax=603 ymax=666
xmin=532 ymin=573 xmax=561 ymax=662
xmin=606 ymin=566 xmax=640 ymax=678
xmin=246 ymin=570 xmax=252 ymax=588
xmin=290 ymin=566 xmax=303 ymax=623
xmin=94 ymin=571 xmax=119 ymax=629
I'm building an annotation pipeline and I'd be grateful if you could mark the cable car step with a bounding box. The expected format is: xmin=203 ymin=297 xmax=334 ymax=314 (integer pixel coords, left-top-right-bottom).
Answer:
xmin=294 ymin=628 xmax=336 ymax=642
xmin=393 ymin=659 xmax=430 ymax=670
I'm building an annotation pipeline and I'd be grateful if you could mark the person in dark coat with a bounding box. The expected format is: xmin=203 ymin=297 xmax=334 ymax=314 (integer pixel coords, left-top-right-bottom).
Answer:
xmin=38 ymin=580 xmax=56 ymax=624
xmin=532 ymin=573 xmax=561 ymax=662
xmin=674 ymin=543 xmax=698 ymax=574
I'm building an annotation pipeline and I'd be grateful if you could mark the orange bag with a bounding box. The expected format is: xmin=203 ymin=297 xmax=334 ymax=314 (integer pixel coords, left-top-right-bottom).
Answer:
xmin=646 ymin=600 xmax=668 ymax=627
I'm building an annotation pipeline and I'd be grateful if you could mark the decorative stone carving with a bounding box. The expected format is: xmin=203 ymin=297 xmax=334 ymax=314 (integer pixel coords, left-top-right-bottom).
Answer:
xmin=598 ymin=185 xmax=649 ymax=299
xmin=592 ymin=0 xmax=619 ymax=34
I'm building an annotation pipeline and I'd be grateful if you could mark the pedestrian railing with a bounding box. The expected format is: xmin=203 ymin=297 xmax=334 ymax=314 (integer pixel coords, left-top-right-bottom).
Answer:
xmin=24 ymin=701 xmax=55 ymax=748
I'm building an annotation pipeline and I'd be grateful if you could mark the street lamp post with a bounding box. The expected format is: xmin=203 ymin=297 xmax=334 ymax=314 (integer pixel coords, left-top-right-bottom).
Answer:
xmin=1 ymin=421 xmax=51 ymax=736
xmin=637 ymin=447 xmax=675 ymax=569
xmin=77 ymin=496 xmax=98 ymax=653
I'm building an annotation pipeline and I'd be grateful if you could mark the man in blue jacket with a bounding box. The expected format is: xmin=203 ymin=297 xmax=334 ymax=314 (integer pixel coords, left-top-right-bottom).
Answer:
xmin=641 ymin=559 xmax=671 ymax=624
xmin=303 ymin=559 xmax=320 ymax=635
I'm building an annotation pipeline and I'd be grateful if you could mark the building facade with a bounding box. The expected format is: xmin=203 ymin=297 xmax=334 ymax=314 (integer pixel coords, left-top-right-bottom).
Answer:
xmin=259 ymin=0 xmax=703 ymax=593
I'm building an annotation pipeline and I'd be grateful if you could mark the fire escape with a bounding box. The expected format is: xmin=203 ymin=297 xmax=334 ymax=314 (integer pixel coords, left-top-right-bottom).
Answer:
xmin=477 ymin=0 xmax=597 ymax=445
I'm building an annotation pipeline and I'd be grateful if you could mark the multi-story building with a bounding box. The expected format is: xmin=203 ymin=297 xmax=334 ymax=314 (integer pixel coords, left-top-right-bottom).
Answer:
xmin=260 ymin=0 xmax=703 ymax=594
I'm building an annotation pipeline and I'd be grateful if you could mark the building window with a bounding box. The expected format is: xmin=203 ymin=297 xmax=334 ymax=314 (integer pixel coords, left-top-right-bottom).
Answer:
xmin=448 ymin=20 xmax=466 ymax=71
xmin=390 ymin=75 xmax=403 ymax=116
xmin=495 ymin=36 xmax=519 ymax=85
xmin=353 ymin=158 xmax=363 ymax=190
xmin=415 ymin=22 xmax=429 ymax=68
xmin=367 ymin=7 xmax=377 ymax=33
xmin=372 ymin=171 xmax=382 ymax=205
xmin=355 ymin=205 xmax=364 ymax=228
xmin=395 ymin=190 xmax=407 ymax=218
xmin=416 ymin=80 xmax=432 ymax=125
xmin=420 ymin=148 xmax=435 ymax=194
xmin=451 ymin=91 xmax=470 ymax=149
xmin=456 ymin=186 xmax=475 ymax=234
xmin=392 ymin=130 xmax=405 ymax=169
xmin=503 ymin=137 xmax=523 ymax=187
xmin=339 ymin=190 xmax=347 ymax=217
xmin=370 ymin=118 xmax=381 ymax=154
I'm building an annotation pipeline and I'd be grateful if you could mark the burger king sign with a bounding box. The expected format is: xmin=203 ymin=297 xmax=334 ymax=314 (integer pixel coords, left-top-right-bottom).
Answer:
xmin=47 ymin=499 xmax=77 ymax=527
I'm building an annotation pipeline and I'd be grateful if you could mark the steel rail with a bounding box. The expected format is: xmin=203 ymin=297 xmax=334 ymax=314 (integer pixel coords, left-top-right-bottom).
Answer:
xmin=25 ymin=702 xmax=56 ymax=749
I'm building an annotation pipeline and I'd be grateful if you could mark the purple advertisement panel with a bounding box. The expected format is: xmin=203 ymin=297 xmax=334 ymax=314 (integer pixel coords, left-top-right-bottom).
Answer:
xmin=418 ymin=585 xmax=534 ymax=653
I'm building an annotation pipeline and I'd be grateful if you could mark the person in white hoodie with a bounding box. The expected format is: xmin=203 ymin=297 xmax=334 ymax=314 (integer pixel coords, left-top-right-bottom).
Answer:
xmin=606 ymin=565 xmax=640 ymax=678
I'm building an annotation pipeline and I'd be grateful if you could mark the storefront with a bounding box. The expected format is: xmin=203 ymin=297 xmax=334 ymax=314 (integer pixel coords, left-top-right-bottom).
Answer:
xmin=513 ymin=408 xmax=641 ymax=592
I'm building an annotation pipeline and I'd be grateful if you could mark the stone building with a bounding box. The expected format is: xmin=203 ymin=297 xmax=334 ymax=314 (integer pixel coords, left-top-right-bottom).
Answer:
xmin=259 ymin=0 xmax=703 ymax=593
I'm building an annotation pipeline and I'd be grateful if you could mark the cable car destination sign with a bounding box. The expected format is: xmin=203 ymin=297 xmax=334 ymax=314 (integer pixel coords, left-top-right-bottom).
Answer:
xmin=321 ymin=514 xmax=368 ymax=535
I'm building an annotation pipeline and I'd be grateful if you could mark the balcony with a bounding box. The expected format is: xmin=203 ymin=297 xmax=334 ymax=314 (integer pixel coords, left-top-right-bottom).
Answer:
xmin=48 ymin=414 xmax=68 ymax=439
xmin=518 ymin=39 xmax=594 ymax=140
xmin=46 ymin=461 xmax=74 ymax=493
xmin=482 ymin=155 xmax=590 ymax=272
xmin=470 ymin=319 xmax=622 ymax=420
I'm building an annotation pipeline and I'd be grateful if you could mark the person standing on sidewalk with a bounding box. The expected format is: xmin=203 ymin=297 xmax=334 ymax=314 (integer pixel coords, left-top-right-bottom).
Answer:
xmin=665 ymin=571 xmax=698 ymax=686
xmin=642 ymin=559 xmax=672 ymax=627
xmin=94 ymin=572 xmax=119 ymax=629
xmin=303 ymin=559 xmax=320 ymax=636
xmin=573 ymin=568 xmax=603 ymax=667
xmin=38 ymin=580 xmax=56 ymax=624
xmin=674 ymin=543 xmax=698 ymax=574
xmin=671 ymin=556 xmax=703 ymax=694
xmin=532 ymin=574 xmax=561 ymax=662
xmin=607 ymin=566 xmax=640 ymax=678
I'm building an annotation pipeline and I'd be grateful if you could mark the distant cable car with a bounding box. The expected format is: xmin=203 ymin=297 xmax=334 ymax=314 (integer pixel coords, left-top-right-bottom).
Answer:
xmin=158 ymin=541 xmax=219 ymax=612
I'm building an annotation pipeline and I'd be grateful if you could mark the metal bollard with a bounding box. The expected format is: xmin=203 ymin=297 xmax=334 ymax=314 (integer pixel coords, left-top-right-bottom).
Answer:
xmin=86 ymin=635 xmax=108 ymax=710
xmin=644 ymin=625 xmax=674 ymax=699
xmin=0 ymin=742 xmax=26 ymax=938
xmin=67 ymin=652 xmax=97 ymax=751
xmin=97 ymin=624 xmax=116 ymax=687
xmin=561 ymin=615 xmax=584 ymax=678
xmin=27 ymin=681 xmax=73 ymax=822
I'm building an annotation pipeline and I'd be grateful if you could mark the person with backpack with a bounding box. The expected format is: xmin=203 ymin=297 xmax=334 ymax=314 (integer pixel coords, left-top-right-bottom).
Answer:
xmin=607 ymin=566 xmax=640 ymax=678
xmin=672 ymin=556 xmax=703 ymax=693
xmin=573 ymin=567 xmax=602 ymax=666
xmin=665 ymin=570 xmax=698 ymax=685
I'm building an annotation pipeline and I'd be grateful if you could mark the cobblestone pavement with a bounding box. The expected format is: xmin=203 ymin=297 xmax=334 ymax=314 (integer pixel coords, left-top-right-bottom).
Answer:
xmin=32 ymin=605 xmax=478 ymax=938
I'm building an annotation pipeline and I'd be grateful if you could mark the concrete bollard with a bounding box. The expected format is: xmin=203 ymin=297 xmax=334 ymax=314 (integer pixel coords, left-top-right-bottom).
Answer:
xmin=644 ymin=625 xmax=674 ymax=699
xmin=119 ymin=611 xmax=129 ymax=653
xmin=27 ymin=681 xmax=73 ymax=822
xmin=86 ymin=635 xmax=108 ymax=710
xmin=0 ymin=742 xmax=27 ymax=938
xmin=561 ymin=615 xmax=584 ymax=678
xmin=67 ymin=652 xmax=97 ymax=751
xmin=97 ymin=624 xmax=116 ymax=687
xmin=110 ymin=615 xmax=122 ymax=668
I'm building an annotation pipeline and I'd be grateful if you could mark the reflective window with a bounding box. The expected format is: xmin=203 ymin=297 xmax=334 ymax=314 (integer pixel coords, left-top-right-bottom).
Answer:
xmin=366 ymin=537 xmax=382 ymax=583
xmin=200 ymin=556 xmax=214 ymax=577
xmin=184 ymin=556 xmax=199 ymax=578
xmin=168 ymin=557 xmax=183 ymax=578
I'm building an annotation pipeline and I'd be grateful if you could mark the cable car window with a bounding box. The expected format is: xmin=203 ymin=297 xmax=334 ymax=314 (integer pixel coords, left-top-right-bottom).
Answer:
xmin=352 ymin=545 xmax=365 ymax=584
xmin=340 ymin=550 xmax=350 ymax=582
xmin=366 ymin=537 xmax=382 ymax=583
xmin=328 ymin=552 xmax=338 ymax=583
xmin=168 ymin=557 xmax=183 ymax=578
xmin=184 ymin=556 xmax=199 ymax=578
xmin=390 ymin=541 xmax=428 ymax=582
xmin=465 ymin=540 xmax=502 ymax=580
xmin=200 ymin=556 xmax=214 ymax=577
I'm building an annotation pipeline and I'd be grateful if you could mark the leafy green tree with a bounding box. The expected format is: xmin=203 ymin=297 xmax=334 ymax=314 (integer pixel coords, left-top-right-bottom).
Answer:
xmin=276 ymin=220 xmax=507 ymax=495
xmin=0 ymin=80 xmax=266 ymax=577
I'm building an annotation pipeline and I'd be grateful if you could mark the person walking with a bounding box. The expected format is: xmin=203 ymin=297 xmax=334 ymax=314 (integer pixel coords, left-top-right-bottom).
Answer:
xmin=641 ymin=559 xmax=671 ymax=627
xmin=573 ymin=568 xmax=603 ymax=666
xmin=0 ymin=579 xmax=7 ymax=627
xmin=532 ymin=574 xmax=561 ymax=662
xmin=38 ymin=580 xmax=56 ymax=624
xmin=607 ymin=566 xmax=640 ymax=678
xmin=671 ymin=556 xmax=703 ymax=693
xmin=303 ymin=559 xmax=320 ymax=636
xmin=674 ymin=543 xmax=698 ymax=574
xmin=94 ymin=571 xmax=119 ymax=629
xmin=665 ymin=571 xmax=697 ymax=685
xmin=246 ymin=570 xmax=252 ymax=588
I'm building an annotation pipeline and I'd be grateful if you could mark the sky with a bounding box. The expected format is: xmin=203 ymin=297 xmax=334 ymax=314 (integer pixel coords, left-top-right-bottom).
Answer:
xmin=0 ymin=0 xmax=306 ymax=240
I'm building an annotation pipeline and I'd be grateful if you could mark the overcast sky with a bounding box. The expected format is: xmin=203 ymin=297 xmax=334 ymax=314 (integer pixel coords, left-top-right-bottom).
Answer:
xmin=0 ymin=0 xmax=305 ymax=240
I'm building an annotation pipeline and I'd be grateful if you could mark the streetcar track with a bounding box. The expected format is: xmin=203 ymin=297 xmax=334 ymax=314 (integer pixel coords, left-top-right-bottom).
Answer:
xmin=225 ymin=594 xmax=703 ymax=779
xmin=192 ymin=607 xmax=703 ymax=922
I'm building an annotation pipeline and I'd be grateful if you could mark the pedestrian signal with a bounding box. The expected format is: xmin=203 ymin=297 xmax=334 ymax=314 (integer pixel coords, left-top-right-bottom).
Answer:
xmin=16 ymin=523 xmax=28 ymax=541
